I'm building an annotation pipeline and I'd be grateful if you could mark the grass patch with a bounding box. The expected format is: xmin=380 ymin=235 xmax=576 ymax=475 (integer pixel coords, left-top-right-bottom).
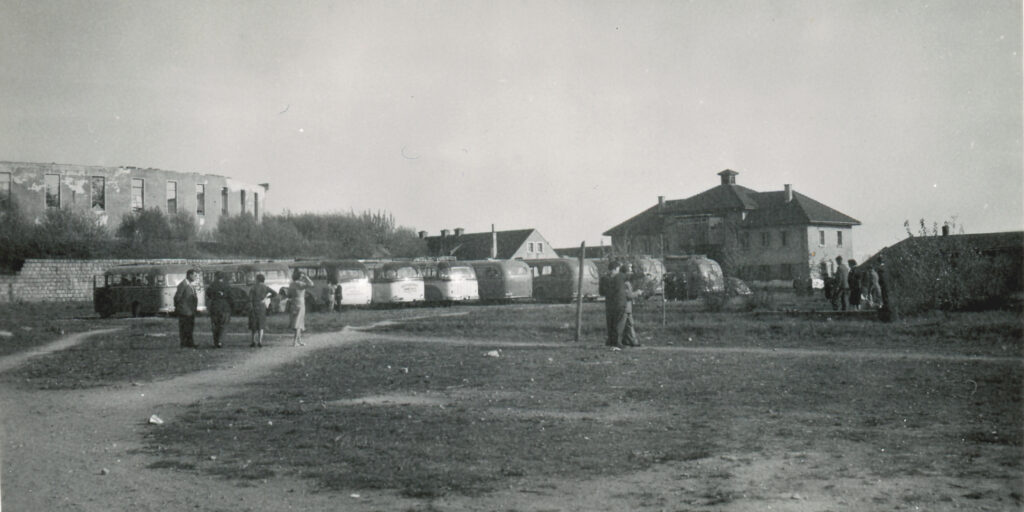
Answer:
xmin=145 ymin=308 xmax=1022 ymax=497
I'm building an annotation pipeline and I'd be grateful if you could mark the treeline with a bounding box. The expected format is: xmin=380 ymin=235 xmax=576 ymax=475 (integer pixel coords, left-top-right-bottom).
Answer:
xmin=0 ymin=201 xmax=426 ymax=272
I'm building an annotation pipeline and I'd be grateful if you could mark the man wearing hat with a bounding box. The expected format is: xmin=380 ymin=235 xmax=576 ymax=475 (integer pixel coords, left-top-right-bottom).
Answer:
xmin=205 ymin=271 xmax=235 ymax=348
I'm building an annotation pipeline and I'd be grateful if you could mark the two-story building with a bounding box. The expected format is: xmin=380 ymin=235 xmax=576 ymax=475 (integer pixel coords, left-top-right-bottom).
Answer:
xmin=0 ymin=161 xmax=268 ymax=234
xmin=603 ymin=169 xmax=860 ymax=286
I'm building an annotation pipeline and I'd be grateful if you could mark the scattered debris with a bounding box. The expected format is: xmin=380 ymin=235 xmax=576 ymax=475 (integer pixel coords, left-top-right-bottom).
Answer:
xmin=148 ymin=414 xmax=163 ymax=425
xmin=267 ymin=420 xmax=273 ymax=426
xmin=0 ymin=330 xmax=12 ymax=338
xmin=350 ymin=494 xmax=361 ymax=499
xmin=209 ymin=455 xmax=217 ymax=461
xmin=99 ymin=468 xmax=109 ymax=476
xmin=484 ymin=350 xmax=501 ymax=358
xmin=399 ymin=367 xmax=409 ymax=373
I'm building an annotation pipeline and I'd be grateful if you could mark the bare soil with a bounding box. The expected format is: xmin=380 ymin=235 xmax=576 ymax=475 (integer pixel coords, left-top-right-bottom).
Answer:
xmin=1 ymin=309 xmax=1021 ymax=511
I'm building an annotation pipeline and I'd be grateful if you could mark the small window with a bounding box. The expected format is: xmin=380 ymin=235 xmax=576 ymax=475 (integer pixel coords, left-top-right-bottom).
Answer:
xmin=240 ymin=190 xmax=246 ymax=214
xmin=780 ymin=231 xmax=788 ymax=247
xmin=45 ymin=174 xmax=60 ymax=208
xmin=537 ymin=242 xmax=544 ymax=253
xmin=0 ymin=172 xmax=11 ymax=209
xmin=528 ymin=242 xmax=535 ymax=252
xmin=166 ymin=181 xmax=177 ymax=214
xmin=221 ymin=187 xmax=229 ymax=215
xmin=818 ymin=230 xmax=825 ymax=247
xmin=836 ymin=231 xmax=843 ymax=247
xmin=196 ymin=184 xmax=206 ymax=216
xmin=91 ymin=176 xmax=105 ymax=210
xmin=760 ymin=232 xmax=770 ymax=247
xmin=131 ymin=178 xmax=145 ymax=211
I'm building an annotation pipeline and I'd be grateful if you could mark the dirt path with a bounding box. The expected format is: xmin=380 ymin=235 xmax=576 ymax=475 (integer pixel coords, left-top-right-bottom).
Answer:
xmin=1 ymin=323 xmax=1020 ymax=512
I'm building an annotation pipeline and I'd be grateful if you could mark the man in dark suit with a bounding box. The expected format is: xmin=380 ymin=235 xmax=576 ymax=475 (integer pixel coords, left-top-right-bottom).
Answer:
xmin=205 ymin=272 xmax=234 ymax=348
xmin=602 ymin=261 xmax=622 ymax=348
xmin=173 ymin=269 xmax=199 ymax=348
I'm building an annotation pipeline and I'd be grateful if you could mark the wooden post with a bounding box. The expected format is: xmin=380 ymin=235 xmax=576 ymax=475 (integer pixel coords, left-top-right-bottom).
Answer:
xmin=575 ymin=241 xmax=585 ymax=342
xmin=661 ymin=235 xmax=666 ymax=326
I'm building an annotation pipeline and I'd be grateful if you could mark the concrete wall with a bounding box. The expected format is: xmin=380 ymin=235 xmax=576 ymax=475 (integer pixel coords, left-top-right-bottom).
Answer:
xmin=0 ymin=161 xmax=268 ymax=234
xmin=0 ymin=259 xmax=257 ymax=304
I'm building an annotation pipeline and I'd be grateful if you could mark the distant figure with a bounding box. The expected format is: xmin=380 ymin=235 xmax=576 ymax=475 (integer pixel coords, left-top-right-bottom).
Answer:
xmin=603 ymin=261 xmax=622 ymax=347
xmin=612 ymin=262 xmax=641 ymax=347
xmin=848 ymin=259 xmax=862 ymax=310
xmin=173 ymin=269 xmax=199 ymax=348
xmin=877 ymin=256 xmax=899 ymax=322
xmin=205 ymin=271 xmax=234 ymax=348
xmin=867 ymin=266 xmax=882 ymax=308
xmin=834 ymin=256 xmax=850 ymax=311
xmin=288 ymin=269 xmax=315 ymax=347
xmin=248 ymin=274 xmax=277 ymax=348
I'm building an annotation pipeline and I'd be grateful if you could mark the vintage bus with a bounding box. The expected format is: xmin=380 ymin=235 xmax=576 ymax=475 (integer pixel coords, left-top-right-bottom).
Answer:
xmin=469 ymin=259 xmax=533 ymax=303
xmin=93 ymin=264 xmax=206 ymax=318
xmin=371 ymin=261 xmax=425 ymax=305
xmin=202 ymin=262 xmax=291 ymax=314
xmin=322 ymin=260 xmax=373 ymax=307
xmin=524 ymin=258 xmax=601 ymax=302
xmin=287 ymin=260 xmax=340 ymax=312
xmin=415 ymin=260 xmax=480 ymax=305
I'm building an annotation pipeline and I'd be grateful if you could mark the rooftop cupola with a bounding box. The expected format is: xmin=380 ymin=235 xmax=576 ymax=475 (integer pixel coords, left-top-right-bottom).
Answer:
xmin=718 ymin=169 xmax=738 ymax=185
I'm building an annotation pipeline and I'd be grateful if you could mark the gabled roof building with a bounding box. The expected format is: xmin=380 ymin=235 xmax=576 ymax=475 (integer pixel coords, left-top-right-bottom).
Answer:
xmin=424 ymin=228 xmax=553 ymax=260
xmin=603 ymin=169 xmax=860 ymax=285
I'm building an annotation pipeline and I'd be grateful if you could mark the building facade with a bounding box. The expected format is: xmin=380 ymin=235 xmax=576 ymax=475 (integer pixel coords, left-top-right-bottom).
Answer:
xmin=603 ymin=169 xmax=860 ymax=285
xmin=0 ymin=161 xmax=268 ymax=234
xmin=424 ymin=228 xmax=553 ymax=260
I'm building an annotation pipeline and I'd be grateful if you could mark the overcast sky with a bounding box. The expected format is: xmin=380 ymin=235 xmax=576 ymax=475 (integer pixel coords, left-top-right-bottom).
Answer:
xmin=1 ymin=0 xmax=1020 ymax=259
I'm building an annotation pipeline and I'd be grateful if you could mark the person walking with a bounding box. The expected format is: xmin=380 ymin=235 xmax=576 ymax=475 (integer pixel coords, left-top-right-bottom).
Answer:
xmin=834 ymin=256 xmax=850 ymax=312
xmin=613 ymin=262 xmax=641 ymax=347
xmin=247 ymin=274 xmax=277 ymax=348
xmin=205 ymin=271 xmax=234 ymax=348
xmin=288 ymin=269 xmax=315 ymax=347
xmin=173 ymin=269 xmax=199 ymax=348
xmin=602 ymin=261 xmax=622 ymax=348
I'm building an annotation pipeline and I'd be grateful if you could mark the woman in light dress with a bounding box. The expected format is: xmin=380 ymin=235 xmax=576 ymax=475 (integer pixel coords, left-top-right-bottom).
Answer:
xmin=287 ymin=269 xmax=315 ymax=346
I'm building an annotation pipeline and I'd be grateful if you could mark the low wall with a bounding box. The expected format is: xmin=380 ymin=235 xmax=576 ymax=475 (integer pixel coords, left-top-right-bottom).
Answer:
xmin=0 ymin=259 xmax=264 ymax=304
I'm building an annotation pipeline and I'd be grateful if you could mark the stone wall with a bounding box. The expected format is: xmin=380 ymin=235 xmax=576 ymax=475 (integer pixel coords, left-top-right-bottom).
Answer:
xmin=0 ymin=259 xmax=259 ymax=304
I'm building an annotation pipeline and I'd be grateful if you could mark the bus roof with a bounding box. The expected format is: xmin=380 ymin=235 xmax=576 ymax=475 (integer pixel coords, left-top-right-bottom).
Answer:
xmin=104 ymin=263 xmax=199 ymax=275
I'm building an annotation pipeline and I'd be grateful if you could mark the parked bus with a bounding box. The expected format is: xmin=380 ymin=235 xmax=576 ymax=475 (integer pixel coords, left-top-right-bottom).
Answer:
xmin=371 ymin=261 xmax=425 ymax=305
xmin=415 ymin=260 xmax=480 ymax=305
xmin=469 ymin=259 xmax=533 ymax=303
xmin=202 ymin=262 xmax=291 ymax=314
xmin=595 ymin=256 xmax=666 ymax=300
xmin=287 ymin=260 xmax=340 ymax=312
xmin=524 ymin=258 xmax=601 ymax=302
xmin=322 ymin=260 xmax=373 ymax=307
xmin=94 ymin=264 xmax=205 ymax=318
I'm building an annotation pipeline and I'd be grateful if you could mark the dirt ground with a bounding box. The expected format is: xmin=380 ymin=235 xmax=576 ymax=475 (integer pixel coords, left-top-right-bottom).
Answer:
xmin=1 ymin=320 xmax=1020 ymax=512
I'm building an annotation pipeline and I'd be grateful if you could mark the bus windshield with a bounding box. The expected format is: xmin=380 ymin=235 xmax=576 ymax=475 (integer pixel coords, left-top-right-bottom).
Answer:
xmin=446 ymin=266 xmax=476 ymax=279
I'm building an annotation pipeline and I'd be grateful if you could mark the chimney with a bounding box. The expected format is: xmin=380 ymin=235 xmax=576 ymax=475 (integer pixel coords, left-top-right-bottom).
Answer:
xmin=784 ymin=184 xmax=793 ymax=203
xmin=942 ymin=223 xmax=950 ymax=236
xmin=454 ymin=227 xmax=464 ymax=237
xmin=440 ymin=229 xmax=450 ymax=238
xmin=418 ymin=230 xmax=427 ymax=239
xmin=718 ymin=169 xmax=738 ymax=185
xmin=491 ymin=224 xmax=498 ymax=259
xmin=658 ymin=195 xmax=665 ymax=210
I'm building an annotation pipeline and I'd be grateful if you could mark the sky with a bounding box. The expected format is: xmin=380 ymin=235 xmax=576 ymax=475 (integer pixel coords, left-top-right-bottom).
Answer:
xmin=1 ymin=0 xmax=1020 ymax=261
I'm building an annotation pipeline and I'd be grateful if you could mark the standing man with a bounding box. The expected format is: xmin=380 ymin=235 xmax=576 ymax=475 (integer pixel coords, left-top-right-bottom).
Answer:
xmin=834 ymin=255 xmax=850 ymax=312
xmin=205 ymin=271 xmax=234 ymax=348
xmin=248 ymin=274 xmax=276 ymax=348
xmin=613 ymin=262 xmax=641 ymax=347
xmin=173 ymin=269 xmax=199 ymax=348
xmin=602 ymin=261 xmax=622 ymax=348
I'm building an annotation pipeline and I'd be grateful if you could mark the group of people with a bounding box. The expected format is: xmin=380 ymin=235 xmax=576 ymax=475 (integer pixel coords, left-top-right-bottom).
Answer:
xmin=172 ymin=269 xmax=317 ymax=349
xmin=827 ymin=255 xmax=883 ymax=311
xmin=602 ymin=261 xmax=641 ymax=349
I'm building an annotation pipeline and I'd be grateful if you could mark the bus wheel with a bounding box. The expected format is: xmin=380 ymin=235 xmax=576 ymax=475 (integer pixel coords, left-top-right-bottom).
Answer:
xmin=130 ymin=302 xmax=141 ymax=317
